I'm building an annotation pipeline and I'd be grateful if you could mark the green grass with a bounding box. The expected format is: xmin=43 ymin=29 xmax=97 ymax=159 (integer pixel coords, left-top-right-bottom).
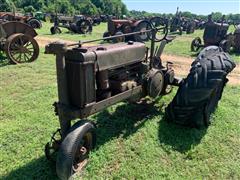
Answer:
xmin=0 ymin=50 xmax=240 ymax=179
xmin=36 ymin=22 xmax=240 ymax=63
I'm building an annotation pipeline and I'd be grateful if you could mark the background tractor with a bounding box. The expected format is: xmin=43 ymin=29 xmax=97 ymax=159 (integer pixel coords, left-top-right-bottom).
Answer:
xmin=191 ymin=15 xmax=240 ymax=53
xmin=0 ymin=12 xmax=42 ymax=29
xmin=103 ymin=19 xmax=154 ymax=42
xmin=50 ymin=14 xmax=92 ymax=35
xmin=0 ymin=21 xmax=39 ymax=64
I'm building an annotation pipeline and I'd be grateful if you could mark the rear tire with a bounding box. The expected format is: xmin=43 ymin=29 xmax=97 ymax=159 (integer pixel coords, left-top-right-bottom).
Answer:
xmin=133 ymin=20 xmax=151 ymax=42
xmin=27 ymin=18 xmax=42 ymax=29
xmin=113 ymin=31 xmax=125 ymax=43
xmin=56 ymin=120 xmax=96 ymax=180
xmin=50 ymin=26 xmax=61 ymax=34
xmin=165 ymin=46 xmax=236 ymax=128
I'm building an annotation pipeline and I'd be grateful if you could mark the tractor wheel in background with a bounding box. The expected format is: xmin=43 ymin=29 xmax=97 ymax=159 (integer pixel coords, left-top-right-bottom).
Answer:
xmin=27 ymin=18 xmax=42 ymax=29
xmin=219 ymin=40 xmax=231 ymax=53
xmin=133 ymin=20 xmax=151 ymax=42
xmin=56 ymin=120 xmax=96 ymax=180
xmin=191 ymin=37 xmax=202 ymax=52
xmin=113 ymin=31 xmax=125 ymax=43
xmin=50 ymin=26 xmax=61 ymax=34
xmin=150 ymin=16 xmax=165 ymax=28
xmin=5 ymin=33 xmax=39 ymax=64
xmin=165 ymin=46 xmax=236 ymax=128
xmin=76 ymin=20 xmax=92 ymax=34
xmin=103 ymin=31 xmax=111 ymax=42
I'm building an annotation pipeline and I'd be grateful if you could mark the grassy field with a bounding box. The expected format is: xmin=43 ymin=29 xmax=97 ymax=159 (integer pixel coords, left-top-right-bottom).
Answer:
xmin=36 ymin=22 xmax=240 ymax=62
xmin=0 ymin=21 xmax=240 ymax=179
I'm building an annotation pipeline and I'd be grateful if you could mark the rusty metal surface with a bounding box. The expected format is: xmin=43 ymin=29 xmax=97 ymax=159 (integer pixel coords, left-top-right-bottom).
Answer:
xmin=4 ymin=33 xmax=39 ymax=64
xmin=0 ymin=12 xmax=29 ymax=22
xmin=65 ymin=42 xmax=146 ymax=71
xmin=0 ymin=21 xmax=37 ymax=38
xmin=80 ymin=85 xmax=143 ymax=118
xmin=95 ymin=42 xmax=146 ymax=71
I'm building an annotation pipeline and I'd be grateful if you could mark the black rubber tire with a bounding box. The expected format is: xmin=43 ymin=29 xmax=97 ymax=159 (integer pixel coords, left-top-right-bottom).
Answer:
xmin=133 ymin=20 xmax=151 ymax=42
xmin=50 ymin=26 xmax=61 ymax=34
xmin=56 ymin=120 xmax=96 ymax=180
xmin=113 ymin=31 xmax=125 ymax=43
xmin=103 ymin=31 xmax=111 ymax=42
xmin=191 ymin=37 xmax=202 ymax=52
xmin=219 ymin=40 xmax=231 ymax=53
xmin=27 ymin=18 xmax=42 ymax=29
xmin=76 ymin=20 xmax=92 ymax=34
xmin=165 ymin=46 xmax=236 ymax=128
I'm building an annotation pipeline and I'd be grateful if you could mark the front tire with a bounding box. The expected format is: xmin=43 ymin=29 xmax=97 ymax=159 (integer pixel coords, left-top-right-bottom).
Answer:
xmin=56 ymin=120 xmax=96 ymax=180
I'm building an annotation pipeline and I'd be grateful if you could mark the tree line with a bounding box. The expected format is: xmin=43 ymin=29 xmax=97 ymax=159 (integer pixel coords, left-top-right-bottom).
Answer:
xmin=130 ymin=10 xmax=240 ymax=23
xmin=0 ymin=0 xmax=128 ymax=16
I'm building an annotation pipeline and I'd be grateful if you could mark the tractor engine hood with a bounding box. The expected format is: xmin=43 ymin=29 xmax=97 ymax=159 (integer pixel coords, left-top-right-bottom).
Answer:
xmin=65 ymin=41 xmax=146 ymax=71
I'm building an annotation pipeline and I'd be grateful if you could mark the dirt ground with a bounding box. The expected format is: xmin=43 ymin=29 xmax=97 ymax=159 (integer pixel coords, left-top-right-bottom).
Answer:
xmin=35 ymin=36 xmax=76 ymax=47
xmin=161 ymin=54 xmax=240 ymax=86
xmin=36 ymin=36 xmax=240 ymax=86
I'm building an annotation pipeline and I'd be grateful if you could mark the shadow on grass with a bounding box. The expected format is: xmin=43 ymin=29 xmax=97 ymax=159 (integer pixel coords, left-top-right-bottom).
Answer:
xmin=3 ymin=156 xmax=58 ymax=180
xmin=94 ymin=102 xmax=160 ymax=148
xmin=2 ymin=102 xmax=160 ymax=179
xmin=0 ymin=52 xmax=10 ymax=67
xmin=158 ymin=118 xmax=207 ymax=153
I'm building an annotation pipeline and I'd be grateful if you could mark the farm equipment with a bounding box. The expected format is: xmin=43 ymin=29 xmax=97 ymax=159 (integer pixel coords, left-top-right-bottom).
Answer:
xmin=234 ymin=25 xmax=240 ymax=52
xmin=191 ymin=15 xmax=240 ymax=53
xmin=181 ymin=18 xmax=196 ymax=34
xmin=50 ymin=14 xmax=92 ymax=35
xmin=0 ymin=21 xmax=39 ymax=64
xmin=103 ymin=18 xmax=164 ymax=42
xmin=0 ymin=12 xmax=42 ymax=29
xmin=44 ymin=23 xmax=235 ymax=180
xmin=169 ymin=7 xmax=183 ymax=35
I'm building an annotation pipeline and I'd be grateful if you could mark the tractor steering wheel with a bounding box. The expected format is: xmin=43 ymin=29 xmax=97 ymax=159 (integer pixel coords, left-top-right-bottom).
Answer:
xmin=148 ymin=22 xmax=168 ymax=42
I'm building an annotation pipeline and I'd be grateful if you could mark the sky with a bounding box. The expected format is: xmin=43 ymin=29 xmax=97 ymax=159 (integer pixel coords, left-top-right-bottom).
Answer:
xmin=122 ymin=0 xmax=240 ymax=15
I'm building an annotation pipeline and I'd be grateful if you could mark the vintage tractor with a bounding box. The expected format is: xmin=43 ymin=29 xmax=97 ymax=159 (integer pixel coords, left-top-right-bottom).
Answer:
xmin=233 ymin=25 xmax=240 ymax=52
xmin=191 ymin=15 xmax=240 ymax=53
xmin=103 ymin=19 xmax=154 ymax=42
xmin=0 ymin=21 xmax=39 ymax=64
xmin=181 ymin=18 xmax=196 ymax=34
xmin=50 ymin=15 xmax=92 ymax=35
xmin=44 ymin=25 xmax=235 ymax=179
xmin=169 ymin=8 xmax=183 ymax=35
xmin=0 ymin=12 xmax=42 ymax=29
